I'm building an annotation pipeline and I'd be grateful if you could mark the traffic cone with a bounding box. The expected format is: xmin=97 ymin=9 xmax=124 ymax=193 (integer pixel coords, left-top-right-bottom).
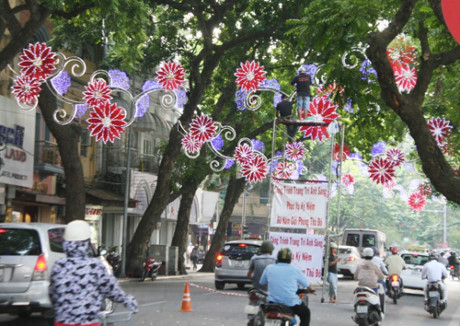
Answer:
xmin=180 ymin=281 xmax=193 ymax=312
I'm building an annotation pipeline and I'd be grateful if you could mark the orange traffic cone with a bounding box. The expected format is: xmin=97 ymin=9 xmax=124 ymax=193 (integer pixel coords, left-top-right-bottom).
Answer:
xmin=180 ymin=281 xmax=193 ymax=312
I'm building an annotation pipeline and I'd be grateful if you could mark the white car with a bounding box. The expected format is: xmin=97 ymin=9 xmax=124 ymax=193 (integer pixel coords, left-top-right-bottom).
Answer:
xmin=337 ymin=245 xmax=362 ymax=277
xmin=400 ymin=252 xmax=429 ymax=290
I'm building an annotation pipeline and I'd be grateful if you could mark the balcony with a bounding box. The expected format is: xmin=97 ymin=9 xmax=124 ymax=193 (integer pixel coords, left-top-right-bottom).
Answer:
xmin=34 ymin=141 xmax=64 ymax=176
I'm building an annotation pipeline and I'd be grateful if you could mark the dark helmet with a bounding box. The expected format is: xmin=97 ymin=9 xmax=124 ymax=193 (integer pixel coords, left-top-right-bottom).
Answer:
xmin=260 ymin=240 xmax=274 ymax=254
xmin=429 ymin=253 xmax=438 ymax=261
xmin=277 ymin=248 xmax=292 ymax=263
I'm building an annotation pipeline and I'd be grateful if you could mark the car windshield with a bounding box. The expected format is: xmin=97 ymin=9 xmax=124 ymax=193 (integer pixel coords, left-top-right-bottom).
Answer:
xmin=48 ymin=228 xmax=65 ymax=253
xmin=401 ymin=254 xmax=429 ymax=266
xmin=339 ymin=248 xmax=352 ymax=255
xmin=221 ymin=243 xmax=260 ymax=256
xmin=0 ymin=228 xmax=42 ymax=255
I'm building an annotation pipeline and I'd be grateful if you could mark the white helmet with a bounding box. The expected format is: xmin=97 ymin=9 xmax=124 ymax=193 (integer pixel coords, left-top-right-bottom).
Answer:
xmin=64 ymin=220 xmax=91 ymax=241
xmin=330 ymin=242 xmax=337 ymax=249
xmin=362 ymin=247 xmax=374 ymax=258
xmin=298 ymin=66 xmax=306 ymax=73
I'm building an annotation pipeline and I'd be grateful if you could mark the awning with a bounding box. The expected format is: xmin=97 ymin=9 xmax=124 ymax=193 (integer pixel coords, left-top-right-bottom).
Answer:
xmin=86 ymin=188 xmax=137 ymax=208
xmin=14 ymin=189 xmax=66 ymax=206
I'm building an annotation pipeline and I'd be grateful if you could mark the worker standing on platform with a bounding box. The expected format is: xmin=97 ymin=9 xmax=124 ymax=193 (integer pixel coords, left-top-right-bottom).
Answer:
xmin=276 ymin=94 xmax=297 ymax=142
xmin=291 ymin=66 xmax=312 ymax=121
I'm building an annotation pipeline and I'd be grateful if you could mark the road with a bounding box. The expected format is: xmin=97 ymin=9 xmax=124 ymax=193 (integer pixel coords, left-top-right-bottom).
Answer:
xmin=1 ymin=273 xmax=460 ymax=325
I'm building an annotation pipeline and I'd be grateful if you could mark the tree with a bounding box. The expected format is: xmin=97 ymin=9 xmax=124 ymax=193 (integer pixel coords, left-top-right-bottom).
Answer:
xmin=289 ymin=0 xmax=460 ymax=205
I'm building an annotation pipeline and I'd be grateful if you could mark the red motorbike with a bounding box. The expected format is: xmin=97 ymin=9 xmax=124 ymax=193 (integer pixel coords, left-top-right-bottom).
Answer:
xmin=141 ymin=256 xmax=162 ymax=281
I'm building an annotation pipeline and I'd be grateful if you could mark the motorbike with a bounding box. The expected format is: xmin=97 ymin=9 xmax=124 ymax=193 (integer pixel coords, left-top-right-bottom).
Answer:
xmin=141 ymin=256 xmax=162 ymax=281
xmin=106 ymin=250 xmax=121 ymax=277
xmin=386 ymin=274 xmax=402 ymax=304
xmin=252 ymin=288 xmax=314 ymax=326
xmin=424 ymin=282 xmax=446 ymax=319
xmin=449 ymin=264 xmax=459 ymax=280
xmin=245 ymin=288 xmax=267 ymax=326
xmin=352 ymin=284 xmax=384 ymax=326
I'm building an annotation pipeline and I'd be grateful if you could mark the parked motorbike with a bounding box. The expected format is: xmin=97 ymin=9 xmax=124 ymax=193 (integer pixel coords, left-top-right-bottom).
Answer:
xmin=244 ymin=288 xmax=267 ymax=326
xmin=106 ymin=250 xmax=121 ymax=277
xmin=424 ymin=282 xmax=446 ymax=319
xmin=352 ymin=284 xmax=384 ymax=326
xmin=252 ymin=288 xmax=314 ymax=326
xmin=141 ymin=256 xmax=162 ymax=281
xmin=386 ymin=274 xmax=402 ymax=304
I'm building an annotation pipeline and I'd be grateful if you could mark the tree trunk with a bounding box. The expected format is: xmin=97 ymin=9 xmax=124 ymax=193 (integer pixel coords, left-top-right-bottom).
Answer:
xmin=200 ymin=175 xmax=246 ymax=272
xmin=170 ymin=181 xmax=200 ymax=275
xmin=39 ymin=85 xmax=86 ymax=223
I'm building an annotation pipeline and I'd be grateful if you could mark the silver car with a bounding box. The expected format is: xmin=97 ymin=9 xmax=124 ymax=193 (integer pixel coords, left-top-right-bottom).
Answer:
xmin=214 ymin=239 xmax=262 ymax=290
xmin=0 ymin=222 xmax=112 ymax=318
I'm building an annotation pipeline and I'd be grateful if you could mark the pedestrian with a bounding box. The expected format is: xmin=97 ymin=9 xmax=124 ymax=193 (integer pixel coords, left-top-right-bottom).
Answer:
xmin=328 ymin=242 xmax=341 ymax=303
xmin=275 ymin=94 xmax=298 ymax=142
xmin=49 ymin=220 xmax=137 ymax=326
xmin=290 ymin=66 xmax=312 ymax=121
xmin=191 ymin=245 xmax=199 ymax=270
xmin=247 ymin=240 xmax=276 ymax=291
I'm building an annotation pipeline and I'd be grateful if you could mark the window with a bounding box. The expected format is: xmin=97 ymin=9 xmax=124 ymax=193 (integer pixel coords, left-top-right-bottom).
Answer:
xmin=143 ymin=139 xmax=153 ymax=155
xmin=362 ymin=234 xmax=376 ymax=247
xmin=0 ymin=228 xmax=42 ymax=255
xmin=48 ymin=228 xmax=65 ymax=253
xmin=221 ymin=243 xmax=260 ymax=258
xmin=346 ymin=233 xmax=360 ymax=247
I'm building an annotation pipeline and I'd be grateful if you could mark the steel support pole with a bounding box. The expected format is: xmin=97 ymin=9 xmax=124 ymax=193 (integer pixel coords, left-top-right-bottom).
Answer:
xmin=120 ymin=127 xmax=132 ymax=278
xmin=267 ymin=119 xmax=277 ymax=237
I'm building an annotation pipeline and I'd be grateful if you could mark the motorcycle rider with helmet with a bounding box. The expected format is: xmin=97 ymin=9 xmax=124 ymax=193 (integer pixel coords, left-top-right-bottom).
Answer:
xmin=385 ymin=246 xmax=406 ymax=290
xmin=259 ymin=248 xmax=314 ymax=326
xmin=247 ymin=240 xmax=276 ymax=291
xmin=355 ymin=248 xmax=385 ymax=310
xmin=422 ymin=253 xmax=448 ymax=307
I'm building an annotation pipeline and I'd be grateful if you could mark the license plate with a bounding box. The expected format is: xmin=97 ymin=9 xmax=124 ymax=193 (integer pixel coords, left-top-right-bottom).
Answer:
xmin=232 ymin=260 xmax=244 ymax=268
xmin=265 ymin=320 xmax=282 ymax=326
xmin=356 ymin=305 xmax=368 ymax=313
xmin=391 ymin=282 xmax=400 ymax=287
xmin=429 ymin=291 xmax=439 ymax=298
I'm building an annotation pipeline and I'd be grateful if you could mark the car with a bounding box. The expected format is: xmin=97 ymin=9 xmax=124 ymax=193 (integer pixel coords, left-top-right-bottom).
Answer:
xmin=0 ymin=222 xmax=112 ymax=319
xmin=400 ymin=252 xmax=429 ymax=291
xmin=214 ymin=239 xmax=262 ymax=290
xmin=337 ymin=245 xmax=362 ymax=278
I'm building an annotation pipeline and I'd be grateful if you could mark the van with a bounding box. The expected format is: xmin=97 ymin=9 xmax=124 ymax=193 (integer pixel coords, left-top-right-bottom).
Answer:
xmin=342 ymin=228 xmax=386 ymax=256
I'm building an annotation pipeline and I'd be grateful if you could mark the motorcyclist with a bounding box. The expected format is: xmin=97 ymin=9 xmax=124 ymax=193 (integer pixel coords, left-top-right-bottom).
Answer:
xmin=447 ymin=251 xmax=459 ymax=269
xmin=355 ymin=248 xmax=385 ymax=310
xmin=384 ymin=246 xmax=406 ymax=290
xmin=259 ymin=248 xmax=314 ymax=326
xmin=422 ymin=253 xmax=448 ymax=306
xmin=247 ymin=240 xmax=276 ymax=291
xmin=371 ymin=247 xmax=388 ymax=298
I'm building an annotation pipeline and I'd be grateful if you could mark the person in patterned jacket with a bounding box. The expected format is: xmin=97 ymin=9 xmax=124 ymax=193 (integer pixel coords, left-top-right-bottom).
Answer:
xmin=49 ymin=220 xmax=138 ymax=326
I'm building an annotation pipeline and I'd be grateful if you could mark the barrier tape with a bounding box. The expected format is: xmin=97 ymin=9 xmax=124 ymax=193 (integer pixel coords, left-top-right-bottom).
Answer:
xmin=189 ymin=282 xmax=247 ymax=297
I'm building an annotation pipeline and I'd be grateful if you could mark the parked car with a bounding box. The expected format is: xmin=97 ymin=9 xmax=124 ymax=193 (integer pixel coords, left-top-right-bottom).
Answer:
xmin=400 ymin=252 xmax=429 ymax=291
xmin=215 ymin=239 xmax=262 ymax=290
xmin=0 ymin=223 xmax=112 ymax=319
xmin=337 ymin=245 xmax=362 ymax=277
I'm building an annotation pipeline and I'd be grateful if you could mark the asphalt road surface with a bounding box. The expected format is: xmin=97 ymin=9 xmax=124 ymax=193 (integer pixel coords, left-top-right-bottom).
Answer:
xmin=1 ymin=273 xmax=460 ymax=325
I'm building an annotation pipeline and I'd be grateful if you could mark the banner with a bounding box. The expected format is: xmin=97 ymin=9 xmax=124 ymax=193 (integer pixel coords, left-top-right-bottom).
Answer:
xmin=269 ymin=232 xmax=324 ymax=282
xmin=270 ymin=182 xmax=328 ymax=229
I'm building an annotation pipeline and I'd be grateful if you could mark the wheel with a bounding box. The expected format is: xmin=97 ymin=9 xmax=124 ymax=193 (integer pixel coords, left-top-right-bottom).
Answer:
xmin=393 ymin=293 xmax=397 ymax=304
xmin=237 ymin=282 xmax=246 ymax=290
xmin=357 ymin=319 xmax=369 ymax=326
xmin=433 ymin=305 xmax=438 ymax=319
xmin=215 ymin=280 xmax=225 ymax=290
xmin=151 ymin=273 xmax=157 ymax=281
xmin=141 ymin=269 xmax=148 ymax=281
xmin=252 ymin=310 xmax=265 ymax=326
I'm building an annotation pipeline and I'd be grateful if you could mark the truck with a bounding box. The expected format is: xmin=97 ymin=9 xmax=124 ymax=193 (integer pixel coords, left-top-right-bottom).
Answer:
xmin=342 ymin=228 xmax=387 ymax=256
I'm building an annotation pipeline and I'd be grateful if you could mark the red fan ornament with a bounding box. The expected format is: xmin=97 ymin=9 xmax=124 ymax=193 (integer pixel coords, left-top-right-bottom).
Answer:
xmin=285 ymin=142 xmax=306 ymax=161
xmin=181 ymin=133 xmax=203 ymax=154
xmin=341 ymin=173 xmax=355 ymax=187
xmin=418 ymin=183 xmax=432 ymax=197
xmin=87 ymin=102 xmax=127 ymax=143
xmin=234 ymin=60 xmax=267 ymax=92
xmin=393 ymin=62 xmax=417 ymax=92
xmin=427 ymin=117 xmax=452 ymax=143
xmin=274 ymin=162 xmax=295 ymax=180
xmin=156 ymin=61 xmax=185 ymax=91
xmin=234 ymin=143 xmax=254 ymax=165
xmin=333 ymin=143 xmax=350 ymax=162
xmin=83 ymin=79 xmax=112 ymax=108
xmin=12 ymin=74 xmax=42 ymax=105
xmin=408 ymin=191 xmax=427 ymax=213
xmin=385 ymin=148 xmax=405 ymax=167
xmin=368 ymin=157 xmax=395 ymax=185
xmin=18 ymin=42 xmax=56 ymax=81
xmin=299 ymin=96 xmax=339 ymax=141
xmin=240 ymin=155 xmax=268 ymax=183
xmin=383 ymin=178 xmax=396 ymax=190
xmin=189 ymin=114 xmax=217 ymax=143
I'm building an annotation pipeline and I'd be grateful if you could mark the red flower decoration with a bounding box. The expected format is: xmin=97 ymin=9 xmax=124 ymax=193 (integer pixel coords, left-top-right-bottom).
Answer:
xmin=12 ymin=74 xmax=42 ymax=105
xmin=18 ymin=42 xmax=56 ymax=81
xmin=234 ymin=144 xmax=254 ymax=164
xmin=427 ymin=117 xmax=452 ymax=143
xmin=333 ymin=143 xmax=350 ymax=162
xmin=87 ymin=102 xmax=127 ymax=143
xmin=156 ymin=61 xmax=185 ymax=91
xmin=408 ymin=191 xmax=427 ymax=212
xmin=83 ymin=79 xmax=112 ymax=108
xmin=383 ymin=178 xmax=396 ymax=190
xmin=234 ymin=60 xmax=267 ymax=92
xmin=181 ymin=133 xmax=203 ymax=153
xmin=274 ymin=162 xmax=295 ymax=179
xmin=341 ymin=173 xmax=355 ymax=187
xmin=418 ymin=183 xmax=432 ymax=196
xmin=387 ymin=36 xmax=417 ymax=67
xmin=240 ymin=155 xmax=268 ymax=183
xmin=385 ymin=148 xmax=405 ymax=167
xmin=299 ymin=97 xmax=339 ymax=141
xmin=189 ymin=114 xmax=217 ymax=143
xmin=394 ymin=63 xmax=417 ymax=92
xmin=285 ymin=142 xmax=306 ymax=161
xmin=368 ymin=157 xmax=395 ymax=184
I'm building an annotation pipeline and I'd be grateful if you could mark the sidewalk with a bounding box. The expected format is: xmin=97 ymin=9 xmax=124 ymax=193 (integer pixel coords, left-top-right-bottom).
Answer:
xmin=118 ymin=264 xmax=211 ymax=282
